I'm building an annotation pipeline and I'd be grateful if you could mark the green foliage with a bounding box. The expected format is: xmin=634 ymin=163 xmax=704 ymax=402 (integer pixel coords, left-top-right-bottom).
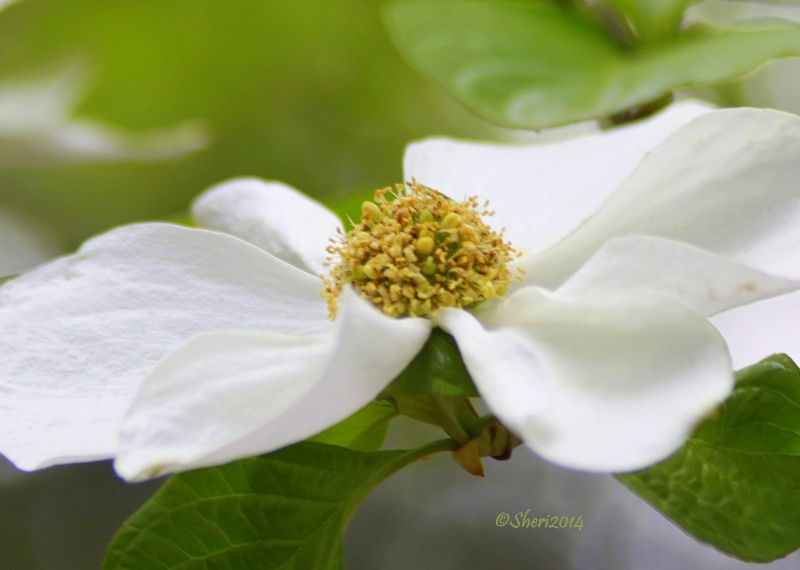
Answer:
xmin=600 ymin=0 xmax=689 ymax=42
xmin=104 ymin=440 xmax=456 ymax=570
xmin=382 ymin=327 xmax=479 ymax=398
xmin=309 ymin=402 xmax=397 ymax=451
xmin=386 ymin=0 xmax=800 ymax=128
xmin=619 ymin=354 xmax=800 ymax=562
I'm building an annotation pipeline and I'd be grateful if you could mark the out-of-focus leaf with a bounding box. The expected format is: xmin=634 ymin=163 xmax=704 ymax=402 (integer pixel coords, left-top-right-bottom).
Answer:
xmin=386 ymin=0 xmax=800 ymax=128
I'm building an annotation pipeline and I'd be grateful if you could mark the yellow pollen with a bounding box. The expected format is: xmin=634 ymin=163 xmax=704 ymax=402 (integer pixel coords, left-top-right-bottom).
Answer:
xmin=322 ymin=180 xmax=521 ymax=319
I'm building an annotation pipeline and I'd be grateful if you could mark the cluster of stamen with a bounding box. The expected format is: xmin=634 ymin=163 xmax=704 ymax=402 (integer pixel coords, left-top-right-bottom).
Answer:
xmin=322 ymin=180 xmax=520 ymax=319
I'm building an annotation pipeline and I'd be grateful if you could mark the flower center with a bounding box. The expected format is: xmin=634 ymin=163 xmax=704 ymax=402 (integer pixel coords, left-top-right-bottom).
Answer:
xmin=323 ymin=180 xmax=519 ymax=319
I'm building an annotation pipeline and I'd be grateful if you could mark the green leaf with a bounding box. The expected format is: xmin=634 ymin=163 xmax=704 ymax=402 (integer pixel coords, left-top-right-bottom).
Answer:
xmin=618 ymin=354 xmax=800 ymax=562
xmin=386 ymin=0 xmax=800 ymax=128
xmin=382 ymin=327 xmax=478 ymax=398
xmin=309 ymin=401 xmax=397 ymax=451
xmin=104 ymin=439 xmax=456 ymax=570
xmin=601 ymin=0 xmax=689 ymax=42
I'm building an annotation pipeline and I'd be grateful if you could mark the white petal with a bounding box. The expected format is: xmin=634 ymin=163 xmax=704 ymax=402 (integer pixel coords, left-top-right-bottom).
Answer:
xmin=115 ymin=332 xmax=334 ymax=481
xmin=558 ymin=236 xmax=799 ymax=317
xmin=9 ymin=119 xmax=210 ymax=165
xmin=115 ymin=289 xmax=432 ymax=481
xmin=0 ymin=63 xmax=82 ymax=132
xmin=0 ymin=223 xmax=328 ymax=471
xmin=440 ymin=288 xmax=732 ymax=472
xmin=0 ymin=63 xmax=208 ymax=166
xmin=192 ymin=178 xmax=342 ymax=275
xmin=525 ymin=107 xmax=800 ymax=287
xmin=403 ymin=100 xmax=712 ymax=258
xmin=0 ymin=0 xmax=24 ymax=13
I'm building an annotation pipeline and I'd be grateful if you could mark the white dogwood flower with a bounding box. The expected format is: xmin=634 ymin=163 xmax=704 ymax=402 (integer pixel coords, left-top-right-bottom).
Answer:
xmin=0 ymin=102 xmax=798 ymax=481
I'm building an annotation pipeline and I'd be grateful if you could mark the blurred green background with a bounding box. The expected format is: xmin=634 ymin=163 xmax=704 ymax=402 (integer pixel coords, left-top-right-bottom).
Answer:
xmin=0 ymin=0 xmax=491 ymax=252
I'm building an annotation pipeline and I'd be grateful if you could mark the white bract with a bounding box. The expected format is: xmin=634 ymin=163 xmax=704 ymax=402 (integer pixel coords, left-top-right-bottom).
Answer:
xmin=1 ymin=102 xmax=799 ymax=481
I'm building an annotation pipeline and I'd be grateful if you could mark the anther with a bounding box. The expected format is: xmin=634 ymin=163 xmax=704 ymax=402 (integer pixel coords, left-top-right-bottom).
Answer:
xmin=362 ymin=201 xmax=383 ymax=222
xmin=442 ymin=213 xmax=461 ymax=229
xmin=415 ymin=236 xmax=435 ymax=256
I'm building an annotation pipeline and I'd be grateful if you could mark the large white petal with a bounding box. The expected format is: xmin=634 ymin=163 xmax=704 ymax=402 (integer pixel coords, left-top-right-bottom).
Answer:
xmin=192 ymin=178 xmax=342 ymax=275
xmin=0 ymin=223 xmax=328 ymax=471
xmin=558 ymin=236 xmax=799 ymax=317
xmin=115 ymin=288 xmax=432 ymax=481
xmin=403 ymin=100 xmax=712 ymax=259
xmin=525 ymin=107 xmax=800 ymax=288
xmin=439 ymin=288 xmax=732 ymax=472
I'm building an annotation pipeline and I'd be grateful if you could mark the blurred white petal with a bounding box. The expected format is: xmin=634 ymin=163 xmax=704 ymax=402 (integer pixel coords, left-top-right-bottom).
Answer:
xmin=0 ymin=62 xmax=208 ymax=166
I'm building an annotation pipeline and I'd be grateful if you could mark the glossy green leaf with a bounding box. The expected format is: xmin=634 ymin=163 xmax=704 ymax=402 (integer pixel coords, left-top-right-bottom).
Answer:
xmin=309 ymin=401 xmax=397 ymax=451
xmin=104 ymin=439 xmax=456 ymax=570
xmin=382 ymin=327 xmax=478 ymax=398
xmin=386 ymin=0 xmax=800 ymax=128
xmin=618 ymin=354 xmax=800 ymax=562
